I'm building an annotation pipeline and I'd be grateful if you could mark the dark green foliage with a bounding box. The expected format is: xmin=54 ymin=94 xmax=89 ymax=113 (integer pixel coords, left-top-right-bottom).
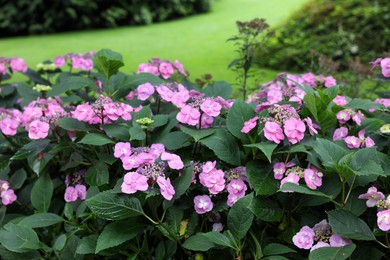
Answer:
xmin=254 ymin=0 xmax=390 ymax=73
xmin=0 ymin=0 xmax=212 ymax=37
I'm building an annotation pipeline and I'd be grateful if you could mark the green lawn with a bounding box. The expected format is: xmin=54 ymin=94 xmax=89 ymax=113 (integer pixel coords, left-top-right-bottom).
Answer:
xmin=0 ymin=0 xmax=307 ymax=90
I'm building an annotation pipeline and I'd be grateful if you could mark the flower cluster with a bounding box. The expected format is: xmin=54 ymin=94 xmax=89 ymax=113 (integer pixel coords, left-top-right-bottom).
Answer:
xmin=137 ymin=58 xmax=187 ymax=79
xmin=64 ymin=170 xmax=87 ymax=203
xmin=344 ymin=130 xmax=375 ymax=149
xmin=292 ymin=220 xmax=352 ymax=251
xmin=115 ymin=142 xmax=183 ymax=200
xmin=336 ymin=109 xmax=365 ymax=126
xmin=370 ymin=57 xmax=390 ymax=78
xmin=274 ymin=162 xmax=323 ymax=190
xmin=53 ymin=51 xmax=95 ymax=71
xmin=0 ymin=180 xmax=17 ymax=205
xmin=0 ymin=56 xmax=28 ymax=74
xmin=359 ymin=187 xmax=390 ymax=231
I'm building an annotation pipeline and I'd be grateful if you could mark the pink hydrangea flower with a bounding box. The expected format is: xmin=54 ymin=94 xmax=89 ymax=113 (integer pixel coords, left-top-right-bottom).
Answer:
xmin=64 ymin=186 xmax=78 ymax=202
xmin=202 ymin=161 xmax=216 ymax=174
xmin=302 ymin=72 xmax=316 ymax=87
xmin=54 ymin=56 xmax=66 ymax=68
xmin=0 ymin=63 xmax=7 ymax=75
xmin=324 ymin=76 xmax=337 ymax=87
xmin=280 ymin=173 xmax=300 ymax=193
xmin=264 ymin=121 xmax=284 ymax=144
xmin=157 ymin=176 xmax=175 ymax=200
xmin=284 ymin=118 xmax=306 ymax=144
xmin=380 ymin=58 xmax=390 ymax=77
xmin=150 ymin=143 xmax=165 ymax=159
xmin=241 ymin=116 xmax=259 ymax=133
xmin=333 ymin=127 xmax=348 ymax=141
xmin=377 ymin=209 xmax=390 ymax=231
xmin=171 ymin=89 xmax=190 ymax=108
xmin=194 ymin=195 xmax=213 ymax=214
xmin=28 ymin=120 xmax=50 ymax=139
xmin=292 ymin=226 xmax=315 ymax=249
xmin=174 ymin=60 xmax=187 ymax=76
xmin=156 ymin=85 xmax=175 ymax=102
xmin=121 ymin=172 xmax=149 ymax=194
xmin=114 ymin=142 xmax=132 ymax=159
xmin=273 ymin=162 xmax=286 ymax=180
xmin=122 ymin=155 xmax=143 ymax=170
xmin=201 ymin=114 xmax=214 ymax=129
xmin=227 ymin=179 xmax=247 ymax=197
xmin=304 ymin=167 xmax=323 ymax=189
xmin=329 ymin=234 xmax=352 ymax=247
xmin=200 ymin=99 xmax=222 ymax=117
xmin=345 ymin=136 xmax=361 ymax=149
xmin=333 ymin=95 xmax=348 ymax=106
xmin=200 ymin=169 xmax=225 ymax=195
xmin=358 ymin=186 xmax=385 ymax=207
xmin=75 ymin=184 xmax=87 ymax=200
xmin=161 ymin=152 xmax=184 ymax=170
xmin=0 ymin=118 xmax=19 ymax=136
xmin=336 ymin=110 xmax=351 ymax=124
xmin=352 ymin=110 xmax=365 ymax=126
xmin=177 ymin=105 xmax=201 ymax=126
xmin=72 ymin=104 xmax=94 ymax=122
xmin=9 ymin=57 xmax=27 ymax=73
xmin=136 ymin=83 xmax=155 ymax=101
xmin=1 ymin=189 xmax=17 ymax=205
xmin=159 ymin=62 xmax=175 ymax=79
xmin=364 ymin=136 xmax=375 ymax=147
xmin=304 ymin=117 xmax=319 ymax=135
xmin=267 ymin=89 xmax=283 ymax=104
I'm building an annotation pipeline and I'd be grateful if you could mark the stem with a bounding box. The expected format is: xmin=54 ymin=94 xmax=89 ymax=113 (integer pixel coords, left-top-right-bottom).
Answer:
xmin=344 ymin=176 xmax=356 ymax=205
xmin=385 ymin=233 xmax=390 ymax=254
xmin=376 ymin=239 xmax=389 ymax=249
xmin=157 ymin=97 xmax=161 ymax=114
xmin=242 ymin=68 xmax=248 ymax=100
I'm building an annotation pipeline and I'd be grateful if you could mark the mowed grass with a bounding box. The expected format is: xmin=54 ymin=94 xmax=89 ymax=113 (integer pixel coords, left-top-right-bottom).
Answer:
xmin=0 ymin=0 xmax=307 ymax=92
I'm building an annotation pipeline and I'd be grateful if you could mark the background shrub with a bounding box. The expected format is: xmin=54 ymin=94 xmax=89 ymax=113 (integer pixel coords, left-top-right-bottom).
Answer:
xmin=254 ymin=0 xmax=390 ymax=73
xmin=0 ymin=0 xmax=212 ymax=37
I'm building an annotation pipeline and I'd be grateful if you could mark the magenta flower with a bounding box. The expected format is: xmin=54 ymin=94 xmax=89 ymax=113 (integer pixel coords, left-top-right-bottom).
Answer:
xmin=333 ymin=95 xmax=348 ymax=106
xmin=292 ymin=226 xmax=315 ymax=249
xmin=174 ymin=60 xmax=187 ymax=76
xmin=28 ymin=120 xmax=50 ymax=139
xmin=345 ymin=136 xmax=361 ymax=149
xmin=200 ymin=99 xmax=222 ymax=117
xmin=358 ymin=186 xmax=385 ymax=207
xmin=9 ymin=57 xmax=27 ymax=73
xmin=114 ymin=142 xmax=132 ymax=159
xmin=0 ymin=118 xmax=19 ymax=136
xmin=71 ymin=104 xmax=94 ymax=122
xmin=336 ymin=110 xmax=351 ymax=124
xmin=121 ymin=172 xmax=149 ymax=194
xmin=157 ymin=176 xmax=175 ymax=200
xmin=304 ymin=167 xmax=323 ymax=189
xmin=159 ymin=62 xmax=175 ymax=79
xmin=284 ymin=118 xmax=306 ymax=144
xmin=324 ymin=76 xmax=337 ymax=88
xmin=264 ymin=121 xmax=284 ymax=144
xmin=0 ymin=63 xmax=7 ymax=75
xmin=156 ymin=85 xmax=175 ymax=102
xmin=273 ymin=162 xmax=286 ymax=180
xmin=75 ymin=184 xmax=87 ymax=200
xmin=136 ymin=83 xmax=155 ymax=101
xmin=380 ymin=58 xmax=390 ymax=77
xmin=176 ymin=105 xmax=201 ymax=126
xmin=333 ymin=127 xmax=348 ymax=141
xmin=1 ymin=189 xmax=17 ymax=205
xmin=352 ymin=110 xmax=365 ymax=126
xmin=304 ymin=117 xmax=319 ymax=135
xmin=54 ymin=56 xmax=66 ymax=68
xmin=280 ymin=173 xmax=300 ymax=193
xmin=377 ymin=209 xmax=390 ymax=231
xmin=201 ymin=169 xmax=225 ymax=195
xmin=194 ymin=195 xmax=213 ymax=214
xmin=302 ymin=72 xmax=316 ymax=87
xmin=329 ymin=234 xmax=352 ymax=247
xmin=64 ymin=186 xmax=78 ymax=202
xmin=364 ymin=137 xmax=375 ymax=147
xmin=161 ymin=152 xmax=184 ymax=170
xmin=241 ymin=116 xmax=259 ymax=133
xmin=202 ymin=161 xmax=216 ymax=174
xmin=122 ymin=155 xmax=142 ymax=170
xmin=227 ymin=179 xmax=247 ymax=197
xmin=171 ymin=89 xmax=190 ymax=108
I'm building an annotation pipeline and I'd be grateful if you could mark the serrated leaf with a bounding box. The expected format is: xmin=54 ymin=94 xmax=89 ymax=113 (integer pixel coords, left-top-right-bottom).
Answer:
xmin=86 ymin=161 xmax=109 ymax=187
xmin=345 ymin=99 xmax=385 ymax=111
xmin=94 ymin=49 xmax=124 ymax=81
xmin=203 ymin=232 xmax=235 ymax=249
xmin=78 ymin=133 xmax=114 ymax=145
xmin=31 ymin=172 xmax=52 ymax=213
xmin=48 ymin=76 xmax=96 ymax=96
xmin=244 ymin=142 xmax=277 ymax=163
xmin=11 ymin=139 xmax=50 ymax=160
xmin=0 ymin=223 xmax=40 ymax=253
xmin=227 ymin=193 xmax=254 ymax=241
xmin=226 ymin=99 xmax=256 ymax=139
xmin=246 ymin=161 xmax=278 ymax=195
xmin=312 ymin=138 xmax=349 ymax=169
xmin=309 ymin=244 xmax=356 ymax=260
xmin=76 ymin=235 xmax=98 ymax=255
xmin=172 ymin=167 xmax=193 ymax=200
xmin=249 ymin=198 xmax=283 ymax=222
xmin=182 ymin=233 xmax=216 ymax=251
xmin=156 ymin=131 xmax=191 ymax=150
xmin=58 ymin=117 xmax=95 ymax=131
xmin=180 ymin=126 xmax=215 ymax=142
xmin=102 ymin=123 xmax=130 ymax=141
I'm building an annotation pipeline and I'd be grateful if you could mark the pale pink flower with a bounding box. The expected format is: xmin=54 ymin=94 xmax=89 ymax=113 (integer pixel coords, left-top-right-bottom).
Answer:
xmin=0 ymin=63 xmax=7 ymax=75
xmin=333 ymin=95 xmax=348 ymax=106
xmin=304 ymin=117 xmax=319 ymax=135
xmin=1 ymin=189 xmax=17 ymax=205
xmin=364 ymin=137 xmax=375 ymax=147
xmin=358 ymin=186 xmax=385 ymax=207
xmin=280 ymin=173 xmax=300 ymax=193
xmin=369 ymin=58 xmax=383 ymax=70
xmin=264 ymin=121 xmax=284 ymax=144
xmin=377 ymin=209 xmax=390 ymax=231
xmin=75 ymin=184 xmax=87 ymax=200
xmin=136 ymin=83 xmax=155 ymax=101
xmin=64 ymin=186 xmax=78 ymax=202
xmin=267 ymin=89 xmax=283 ymax=104
xmin=150 ymin=143 xmax=165 ymax=159
xmin=200 ymin=114 xmax=214 ymax=129
xmin=227 ymin=193 xmax=241 ymax=207
xmin=157 ymin=176 xmax=175 ymax=200
xmin=241 ymin=116 xmax=259 ymax=133
xmin=71 ymin=104 xmax=94 ymax=122
xmin=28 ymin=120 xmax=50 ymax=139
xmin=333 ymin=127 xmax=348 ymax=141
xmin=284 ymin=118 xmax=306 ymax=144
xmin=345 ymin=136 xmax=361 ymax=149
xmin=352 ymin=111 xmax=365 ymax=126
xmin=0 ymin=180 xmax=10 ymax=192
xmin=201 ymin=169 xmax=225 ymax=195
xmin=125 ymin=91 xmax=136 ymax=100
xmin=302 ymin=72 xmax=316 ymax=87
xmin=324 ymin=76 xmax=337 ymax=87
xmin=227 ymin=179 xmax=247 ymax=197
xmin=171 ymin=89 xmax=190 ymax=108
xmin=122 ymin=155 xmax=143 ymax=170
xmin=120 ymin=103 xmax=133 ymax=121
xmin=54 ymin=56 xmax=66 ymax=68
xmin=200 ymin=99 xmax=222 ymax=117
xmin=202 ymin=161 xmax=216 ymax=174
xmin=22 ymin=106 xmax=43 ymax=125
xmin=336 ymin=110 xmax=351 ymax=124
xmin=310 ymin=242 xmax=330 ymax=252
xmin=273 ymin=162 xmax=286 ymax=180
xmin=194 ymin=195 xmax=213 ymax=214
xmin=304 ymin=167 xmax=323 ymax=189
xmin=121 ymin=172 xmax=149 ymax=194
xmin=0 ymin=118 xmax=19 ymax=136
xmin=380 ymin=58 xmax=390 ymax=77
xmin=174 ymin=60 xmax=187 ymax=76
xmin=114 ymin=142 xmax=132 ymax=159
xmin=156 ymin=85 xmax=175 ymax=102
xmin=329 ymin=234 xmax=352 ymax=247
xmin=159 ymin=62 xmax=174 ymax=79
xmin=9 ymin=57 xmax=27 ymax=73
xmin=292 ymin=226 xmax=315 ymax=249
xmin=161 ymin=152 xmax=184 ymax=170
xmin=176 ymin=105 xmax=201 ymax=126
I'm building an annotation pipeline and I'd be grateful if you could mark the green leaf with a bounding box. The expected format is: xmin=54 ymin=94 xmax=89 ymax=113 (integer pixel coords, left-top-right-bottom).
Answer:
xmin=86 ymin=161 xmax=109 ymax=187
xmin=327 ymin=209 xmax=375 ymax=240
xmin=203 ymin=81 xmax=232 ymax=99
xmin=180 ymin=126 xmax=215 ymax=142
xmin=0 ymin=245 xmax=41 ymax=260
xmin=102 ymin=123 xmax=130 ymax=141
xmin=304 ymin=93 xmax=318 ymax=121
xmin=76 ymin=235 xmax=98 ymax=255
xmin=150 ymin=115 xmax=169 ymax=129
xmin=96 ymin=221 xmax=142 ymax=253
xmin=226 ymin=99 xmax=256 ymax=139
xmin=227 ymin=193 xmax=254 ymax=241
xmin=58 ymin=117 xmax=95 ymax=131
xmin=11 ymin=139 xmax=50 ymax=160
xmin=129 ymin=124 xmax=146 ymax=141
xmin=323 ymin=86 xmax=339 ymax=100
xmin=0 ymin=223 xmax=40 ymax=253
xmin=18 ymin=213 xmax=64 ymax=228
xmin=9 ymin=168 xmax=27 ymax=189
xmin=48 ymin=76 xmax=96 ymax=96
xmin=280 ymin=183 xmax=335 ymax=201
xmin=318 ymin=110 xmax=337 ymax=134
xmin=87 ymin=191 xmax=144 ymax=220
xmin=309 ymin=244 xmax=356 ymax=260
xmin=53 ymin=234 xmax=67 ymax=251
xmin=249 ymin=198 xmax=283 ymax=222
xmin=78 ymin=133 xmax=114 ymax=145
xmin=156 ymin=131 xmax=191 ymax=150
xmin=263 ymin=243 xmax=296 ymax=256
xmin=200 ymin=128 xmax=241 ymax=166
xmin=31 ymin=172 xmax=53 ymax=212
xmin=94 ymin=49 xmax=124 ymax=80
xmin=112 ymin=73 xmax=164 ymax=99
xmin=203 ymin=232 xmax=236 ymax=249
xmin=245 ymin=142 xmax=277 ymax=163
xmin=312 ymin=138 xmax=349 ymax=168
xmin=246 ymin=161 xmax=278 ymax=195
xmin=182 ymin=233 xmax=216 ymax=251
xmin=349 ymin=148 xmax=385 ymax=177
xmin=345 ymin=99 xmax=385 ymax=111
xmin=172 ymin=167 xmax=193 ymax=200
